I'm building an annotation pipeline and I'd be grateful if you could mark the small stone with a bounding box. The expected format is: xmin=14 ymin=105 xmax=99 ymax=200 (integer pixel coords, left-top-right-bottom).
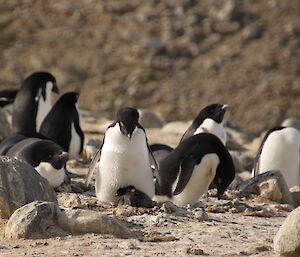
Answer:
xmin=186 ymin=247 xmax=206 ymax=255
xmin=114 ymin=205 xmax=135 ymax=217
xmin=194 ymin=210 xmax=208 ymax=221
xmin=161 ymin=201 xmax=189 ymax=216
xmin=242 ymin=25 xmax=264 ymax=40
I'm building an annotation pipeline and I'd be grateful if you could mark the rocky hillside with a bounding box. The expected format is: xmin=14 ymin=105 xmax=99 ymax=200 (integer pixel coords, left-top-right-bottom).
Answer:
xmin=0 ymin=0 xmax=300 ymax=134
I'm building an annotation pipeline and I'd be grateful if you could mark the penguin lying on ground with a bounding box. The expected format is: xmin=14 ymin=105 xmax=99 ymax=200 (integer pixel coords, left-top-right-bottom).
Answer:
xmin=85 ymin=107 xmax=157 ymax=205
xmin=180 ymin=103 xmax=228 ymax=144
xmin=12 ymin=71 xmax=59 ymax=135
xmin=6 ymin=138 xmax=69 ymax=188
xmin=252 ymin=126 xmax=300 ymax=188
xmin=153 ymin=133 xmax=235 ymax=207
xmin=39 ymin=92 xmax=84 ymax=160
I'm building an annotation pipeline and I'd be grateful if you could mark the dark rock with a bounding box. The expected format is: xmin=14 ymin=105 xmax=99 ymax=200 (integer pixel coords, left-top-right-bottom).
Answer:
xmin=0 ymin=157 xmax=57 ymax=219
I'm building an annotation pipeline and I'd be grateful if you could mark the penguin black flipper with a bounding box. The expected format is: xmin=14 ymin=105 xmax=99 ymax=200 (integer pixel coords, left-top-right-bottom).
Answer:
xmin=252 ymin=126 xmax=286 ymax=177
xmin=173 ymin=158 xmax=197 ymax=195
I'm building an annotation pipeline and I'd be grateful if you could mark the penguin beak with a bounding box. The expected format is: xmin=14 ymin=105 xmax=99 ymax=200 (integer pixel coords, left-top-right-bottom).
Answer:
xmin=120 ymin=122 xmax=133 ymax=139
xmin=52 ymin=82 xmax=59 ymax=94
xmin=222 ymin=104 xmax=228 ymax=110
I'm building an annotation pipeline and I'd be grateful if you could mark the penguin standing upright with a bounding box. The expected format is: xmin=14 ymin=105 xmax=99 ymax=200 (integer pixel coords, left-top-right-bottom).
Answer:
xmin=6 ymin=138 xmax=69 ymax=188
xmin=12 ymin=71 xmax=59 ymax=135
xmin=180 ymin=104 xmax=228 ymax=144
xmin=39 ymin=92 xmax=84 ymax=160
xmin=252 ymin=126 xmax=300 ymax=188
xmin=154 ymin=133 xmax=235 ymax=207
xmin=85 ymin=107 xmax=156 ymax=205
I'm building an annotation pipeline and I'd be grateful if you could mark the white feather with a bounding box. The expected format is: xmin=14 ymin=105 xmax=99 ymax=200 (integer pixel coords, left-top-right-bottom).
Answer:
xmin=35 ymin=162 xmax=65 ymax=188
xmin=95 ymin=123 xmax=154 ymax=205
xmin=36 ymin=81 xmax=53 ymax=131
xmin=258 ymin=127 xmax=300 ymax=188
xmin=68 ymin=104 xmax=82 ymax=160
xmin=194 ymin=118 xmax=227 ymax=145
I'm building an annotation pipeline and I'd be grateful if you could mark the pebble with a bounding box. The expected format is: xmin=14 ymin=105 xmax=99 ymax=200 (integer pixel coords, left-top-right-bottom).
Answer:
xmin=186 ymin=247 xmax=207 ymax=255
xmin=194 ymin=210 xmax=208 ymax=221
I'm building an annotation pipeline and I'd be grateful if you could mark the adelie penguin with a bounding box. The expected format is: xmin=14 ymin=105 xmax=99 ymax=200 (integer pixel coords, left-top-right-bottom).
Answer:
xmin=150 ymin=104 xmax=228 ymax=167
xmin=180 ymin=103 xmax=228 ymax=144
xmin=85 ymin=107 xmax=157 ymax=205
xmin=39 ymin=92 xmax=84 ymax=160
xmin=12 ymin=71 xmax=59 ymax=135
xmin=153 ymin=133 xmax=235 ymax=207
xmin=252 ymin=126 xmax=300 ymax=188
xmin=6 ymin=138 xmax=69 ymax=188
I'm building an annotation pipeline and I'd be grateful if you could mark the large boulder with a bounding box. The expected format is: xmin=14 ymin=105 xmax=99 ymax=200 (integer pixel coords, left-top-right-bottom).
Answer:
xmin=274 ymin=206 xmax=300 ymax=257
xmin=234 ymin=170 xmax=294 ymax=206
xmin=5 ymin=201 xmax=65 ymax=239
xmin=0 ymin=156 xmax=57 ymax=218
xmin=5 ymin=201 xmax=135 ymax=239
xmin=60 ymin=209 xmax=135 ymax=239
xmin=0 ymin=108 xmax=11 ymax=140
xmin=138 ymin=109 xmax=165 ymax=129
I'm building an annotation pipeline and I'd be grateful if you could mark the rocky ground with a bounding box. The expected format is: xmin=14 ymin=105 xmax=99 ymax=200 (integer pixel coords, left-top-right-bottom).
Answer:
xmin=0 ymin=0 xmax=300 ymax=134
xmin=0 ymin=112 xmax=296 ymax=257
xmin=0 ymin=1 xmax=300 ymax=256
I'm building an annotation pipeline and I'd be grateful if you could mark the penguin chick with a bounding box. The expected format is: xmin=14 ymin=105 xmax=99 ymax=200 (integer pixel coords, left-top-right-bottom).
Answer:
xmin=116 ymin=185 xmax=155 ymax=208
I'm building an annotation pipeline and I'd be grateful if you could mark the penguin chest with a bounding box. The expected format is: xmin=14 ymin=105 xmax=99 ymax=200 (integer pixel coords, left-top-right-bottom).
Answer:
xmin=68 ymin=122 xmax=81 ymax=160
xmin=35 ymin=162 xmax=66 ymax=188
xmin=173 ymin=153 xmax=220 ymax=207
xmin=259 ymin=129 xmax=300 ymax=188
xmin=96 ymin=128 xmax=154 ymax=203
xmin=195 ymin=119 xmax=226 ymax=145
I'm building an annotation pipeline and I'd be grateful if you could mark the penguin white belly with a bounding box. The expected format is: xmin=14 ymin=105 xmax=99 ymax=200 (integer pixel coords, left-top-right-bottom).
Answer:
xmin=258 ymin=128 xmax=300 ymax=188
xmin=36 ymin=82 xmax=53 ymax=131
xmin=172 ymin=153 xmax=219 ymax=207
xmin=195 ymin=118 xmax=227 ymax=145
xmin=95 ymin=126 xmax=155 ymax=205
xmin=68 ymin=122 xmax=81 ymax=160
xmin=35 ymin=162 xmax=65 ymax=188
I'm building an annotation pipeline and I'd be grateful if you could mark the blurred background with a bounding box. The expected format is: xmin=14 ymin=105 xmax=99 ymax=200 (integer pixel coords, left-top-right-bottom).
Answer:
xmin=0 ymin=0 xmax=299 ymax=135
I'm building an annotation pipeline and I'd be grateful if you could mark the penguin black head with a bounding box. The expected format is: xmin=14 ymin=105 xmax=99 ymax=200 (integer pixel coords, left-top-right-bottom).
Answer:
xmin=38 ymin=140 xmax=68 ymax=169
xmin=214 ymin=158 xmax=235 ymax=200
xmin=194 ymin=104 xmax=228 ymax=125
xmin=56 ymin=91 xmax=79 ymax=107
xmin=23 ymin=71 xmax=59 ymax=100
xmin=116 ymin=107 xmax=139 ymax=139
